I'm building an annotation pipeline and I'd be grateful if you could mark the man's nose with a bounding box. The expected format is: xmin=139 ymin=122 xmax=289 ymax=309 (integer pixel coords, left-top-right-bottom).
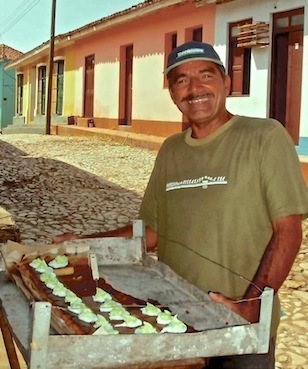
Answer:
xmin=188 ymin=77 xmax=203 ymax=92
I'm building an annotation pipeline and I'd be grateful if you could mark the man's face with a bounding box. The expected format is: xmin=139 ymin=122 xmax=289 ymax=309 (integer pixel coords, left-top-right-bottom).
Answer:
xmin=168 ymin=60 xmax=231 ymax=126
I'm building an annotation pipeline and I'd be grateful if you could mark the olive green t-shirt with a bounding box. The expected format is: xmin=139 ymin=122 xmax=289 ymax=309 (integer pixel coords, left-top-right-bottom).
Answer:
xmin=139 ymin=115 xmax=308 ymax=334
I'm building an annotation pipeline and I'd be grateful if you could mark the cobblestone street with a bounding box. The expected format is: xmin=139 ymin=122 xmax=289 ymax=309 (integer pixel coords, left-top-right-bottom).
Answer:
xmin=0 ymin=134 xmax=307 ymax=368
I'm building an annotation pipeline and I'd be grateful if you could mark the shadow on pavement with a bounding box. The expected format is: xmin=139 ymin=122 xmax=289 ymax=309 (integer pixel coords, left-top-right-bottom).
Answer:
xmin=0 ymin=140 xmax=28 ymax=157
xmin=0 ymin=154 xmax=142 ymax=244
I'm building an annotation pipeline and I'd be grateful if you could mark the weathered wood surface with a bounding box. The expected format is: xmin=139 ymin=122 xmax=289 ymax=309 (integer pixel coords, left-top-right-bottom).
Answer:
xmin=0 ymin=207 xmax=21 ymax=243
xmin=0 ymin=298 xmax=21 ymax=369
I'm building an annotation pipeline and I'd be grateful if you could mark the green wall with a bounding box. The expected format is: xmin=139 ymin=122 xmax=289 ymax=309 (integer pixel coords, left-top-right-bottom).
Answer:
xmin=0 ymin=60 xmax=16 ymax=130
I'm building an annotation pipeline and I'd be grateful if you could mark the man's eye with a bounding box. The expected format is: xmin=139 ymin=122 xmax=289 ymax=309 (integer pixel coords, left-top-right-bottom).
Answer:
xmin=176 ymin=77 xmax=188 ymax=85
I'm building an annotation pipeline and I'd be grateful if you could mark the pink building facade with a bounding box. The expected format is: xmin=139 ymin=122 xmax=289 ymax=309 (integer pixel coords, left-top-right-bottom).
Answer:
xmin=6 ymin=0 xmax=216 ymax=137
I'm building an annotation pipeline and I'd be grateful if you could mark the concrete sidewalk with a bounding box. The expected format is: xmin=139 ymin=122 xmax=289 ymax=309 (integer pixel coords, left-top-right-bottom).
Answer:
xmin=54 ymin=124 xmax=166 ymax=151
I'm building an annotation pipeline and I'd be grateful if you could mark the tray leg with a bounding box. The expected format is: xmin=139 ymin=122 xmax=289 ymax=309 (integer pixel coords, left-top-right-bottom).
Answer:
xmin=0 ymin=298 xmax=21 ymax=369
xmin=29 ymin=302 xmax=51 ymax=369
xmin=257 ymin=287 xmax=274 ymax=354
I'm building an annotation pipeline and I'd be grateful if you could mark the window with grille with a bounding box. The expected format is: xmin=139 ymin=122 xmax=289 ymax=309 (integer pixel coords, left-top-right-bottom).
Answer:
xmin=185 ymin=26 xmax=203 ymax=42
xmin=55 ymin=60 xmax=64 ymax=115
xmin=37 ymin=66 xmax=47 ymax=115
xmin=192 ymin=27 xmax=203 ymax=42
xmin=164 ymin=32 xmax=177 ymax=87
xmin=16 ymin=74 xmax=23 ymax=115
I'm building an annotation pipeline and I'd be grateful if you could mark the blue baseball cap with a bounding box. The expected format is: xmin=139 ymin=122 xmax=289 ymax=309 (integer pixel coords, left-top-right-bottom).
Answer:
xmin=164 ymin=41 xmax=225 ymax=75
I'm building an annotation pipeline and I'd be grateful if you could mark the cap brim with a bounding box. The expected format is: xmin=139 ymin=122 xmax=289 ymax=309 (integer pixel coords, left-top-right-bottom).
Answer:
xmin=164 ymin=56 xmax=224 ymax=75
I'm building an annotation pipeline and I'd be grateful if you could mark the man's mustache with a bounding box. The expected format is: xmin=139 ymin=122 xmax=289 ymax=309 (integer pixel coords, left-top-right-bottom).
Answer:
xmin=180 ymin=93 xmax=213 ymax=103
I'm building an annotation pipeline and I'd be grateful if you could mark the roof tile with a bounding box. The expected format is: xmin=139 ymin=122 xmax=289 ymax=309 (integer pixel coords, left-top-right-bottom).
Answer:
xmin=0 ymin=44 xmax=23 ymax=61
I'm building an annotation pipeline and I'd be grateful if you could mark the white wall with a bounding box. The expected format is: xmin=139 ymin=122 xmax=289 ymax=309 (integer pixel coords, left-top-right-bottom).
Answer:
xmin=215 ymin=0 xmax=308 ymax=138
xmin=94 ymin=62 xmax=120 ymax=119
xmin=133 ymin=54 xmax=181 ymax=122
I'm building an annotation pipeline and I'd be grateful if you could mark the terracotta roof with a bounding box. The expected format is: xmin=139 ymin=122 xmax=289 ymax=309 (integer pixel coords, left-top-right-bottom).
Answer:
xmin=6 ymin=0 xmax=215 ymax=68
xmin=193 ymin=0 xmax=235 ymax=4
xmin=60 ymin=0 xmax=160 ymax=38
xmin=7 ymin=0 xmax=174 ymax=61
xmin=216 ymin=0 xmax=236 ymax=3
xmin=0 ymin=44 xmax=23 ymax=61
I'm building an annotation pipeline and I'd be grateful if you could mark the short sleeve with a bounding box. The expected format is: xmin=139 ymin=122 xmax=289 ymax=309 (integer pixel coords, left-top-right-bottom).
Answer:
xmin=260 ymin=121 xmax=308 ymax=220
xmin=139 ymin=147 xmax=165 ymax=232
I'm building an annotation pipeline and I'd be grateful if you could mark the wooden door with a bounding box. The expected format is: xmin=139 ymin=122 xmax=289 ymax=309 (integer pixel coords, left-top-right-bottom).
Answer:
xmin=84 ymin=54 xmax=94 ymax=118
xmin=285 ymin=30 xmax=303 ymax=143
xmin=124 ymin=45 xmax=133 ymax=125
xmin=270 ymin=8 xmax=304 ymax=145
xmin=270 ymin=33 xmax=288 ymax=126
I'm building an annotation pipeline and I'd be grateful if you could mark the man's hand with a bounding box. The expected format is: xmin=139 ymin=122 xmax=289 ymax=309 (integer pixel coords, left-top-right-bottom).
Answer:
xmin=208 ymin=215 xmax=302 ymax=324
xmin=52 ymin=233 xmax=79 ymax=243
xmin=208 ymin=292 xmax=260 ymax=323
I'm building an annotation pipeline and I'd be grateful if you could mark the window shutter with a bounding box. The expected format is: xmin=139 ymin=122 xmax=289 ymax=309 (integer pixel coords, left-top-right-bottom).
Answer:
xmin=230 ymin=41 xmax=244 ymax=96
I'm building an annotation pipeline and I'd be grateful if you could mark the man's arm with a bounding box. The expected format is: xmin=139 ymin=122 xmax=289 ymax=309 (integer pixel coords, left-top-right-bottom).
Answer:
xmin=209 ymin=214 xmax=303 ymax=323
xmin=52 ymin=224 xmax=158 ymax=252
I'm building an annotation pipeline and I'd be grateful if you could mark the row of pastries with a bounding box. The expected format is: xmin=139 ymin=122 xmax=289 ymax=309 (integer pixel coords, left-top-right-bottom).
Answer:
xmin=29 ymin=255 xmax=187 ymax=335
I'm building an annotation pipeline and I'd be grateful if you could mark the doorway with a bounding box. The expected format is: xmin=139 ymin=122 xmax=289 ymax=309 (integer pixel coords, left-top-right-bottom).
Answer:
xmin=119 ymin=44 xmax=133 ymax=125
xmin=84 ymin=54 xmax=95 ymax=118
xmin=270 ymin=8 xmax=304 ymax=145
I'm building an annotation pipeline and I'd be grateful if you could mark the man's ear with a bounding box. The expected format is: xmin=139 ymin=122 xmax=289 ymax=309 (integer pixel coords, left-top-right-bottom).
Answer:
xmin=224 ymin=74 xmax=231 ymax=96
xmin=169 ymin=86 xmax=176 ymax=105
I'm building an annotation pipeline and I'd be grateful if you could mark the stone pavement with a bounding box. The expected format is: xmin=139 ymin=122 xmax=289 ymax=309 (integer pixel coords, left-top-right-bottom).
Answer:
xmin=0 ymin=134 xmax=307 ymax=369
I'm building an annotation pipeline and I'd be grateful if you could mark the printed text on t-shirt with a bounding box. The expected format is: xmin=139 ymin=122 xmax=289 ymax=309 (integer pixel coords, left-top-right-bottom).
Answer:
xmin=166 ymin=175 xmax=227 ymax=191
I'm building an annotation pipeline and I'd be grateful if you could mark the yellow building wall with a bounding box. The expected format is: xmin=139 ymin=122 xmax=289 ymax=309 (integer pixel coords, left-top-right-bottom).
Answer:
xmin=56 ymin=45 xmax=76 ymax=117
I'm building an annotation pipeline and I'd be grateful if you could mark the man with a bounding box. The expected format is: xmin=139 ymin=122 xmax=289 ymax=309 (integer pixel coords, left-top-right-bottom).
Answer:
xmin=54 ymin=42 xmax=308 ymax=368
